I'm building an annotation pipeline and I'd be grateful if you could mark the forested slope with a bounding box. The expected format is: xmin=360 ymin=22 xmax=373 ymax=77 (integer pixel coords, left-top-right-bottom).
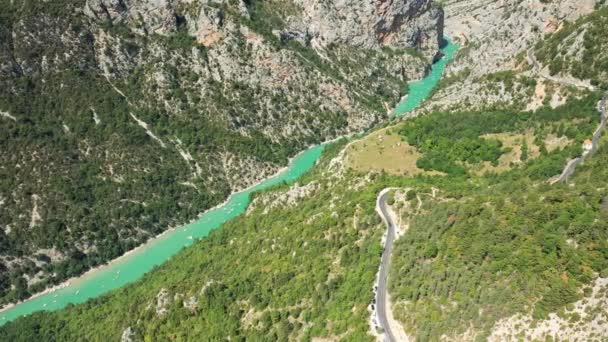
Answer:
xmin=2 ymin=93 xmax=607 ymax=341
xmin=0 ymin=143 xmax=387 ymax=341
xmin=0 ymin=0 xmax=440 ymax=305
xmin=390 ymin=94 xmax=608 ymax=340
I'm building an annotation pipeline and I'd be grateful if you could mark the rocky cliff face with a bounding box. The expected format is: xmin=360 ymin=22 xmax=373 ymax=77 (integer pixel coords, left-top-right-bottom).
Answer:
xmin=81 ymin=0 xmax=445 ymax=59
xmin=410 ymin=0 xmax=600 ymax=113
xmin=444 ymin=0 xmax=596 ymax=77
xmin=0 ymin=0 xmax=443 ymax=306
xmin=286 ymin=0 xmax=444 ymax=61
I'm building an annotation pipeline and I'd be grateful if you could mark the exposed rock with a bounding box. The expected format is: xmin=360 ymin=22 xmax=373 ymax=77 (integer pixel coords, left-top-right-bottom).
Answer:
xmin=188 ymin=5 xmax=225 ymax=46
xmin=155 ymin=288 xmax=170 ymax=316
xmin=285 ymin=0 xmax=444 ymax=61
xmin=85 ymin=0 xmax=177 ymax=35
xmin=0 ymin=111 xmax=17 ymax=121
xmin=410 ymin=0 xmax=598 ymax=112
xmin=121 ymin=326 xmax=135 ymax=342
xmin=489 ymin=277 xmax=608 ymax=341
xmin=248 ymin=181 xmax=320 ymax=215
xmin=183 ymin=296 xmax=198 ymax=310
xmin=85 ymin=0 xmax=128 ymax=22
xmin=199 ymin=280 xmax=216 ymax=295
xmin=29 ymin=194 xmax=42 ymax=229
xmin=273 ymin=29 xmax=311 ymax=46
xmin=444 ymin=0 xmax=595 ymax=77
xmin=0 ymin=0 xmax=441 ymax=305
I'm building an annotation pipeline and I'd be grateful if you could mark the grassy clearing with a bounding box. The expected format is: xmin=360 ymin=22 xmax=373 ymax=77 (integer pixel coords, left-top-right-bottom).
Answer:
xmin=344 ymin=128 xmax=433 ymax=176
xmin=347 ymin=127 xmax=574 ymax=177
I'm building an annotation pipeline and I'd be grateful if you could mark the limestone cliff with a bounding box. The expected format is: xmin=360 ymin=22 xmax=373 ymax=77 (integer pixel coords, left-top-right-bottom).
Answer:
xmin=0 ymin=0 xmax=443 ymax=306
xmin=285 ymin=0 xmax=444 ymax=61
xmin=411 ymin=0 xmax=601 ymax=113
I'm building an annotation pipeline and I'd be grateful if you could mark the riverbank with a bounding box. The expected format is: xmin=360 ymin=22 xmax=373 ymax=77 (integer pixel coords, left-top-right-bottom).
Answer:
xmin=0 ymin=143 xmax=324 ymax=321
xmin=0 ymin=39 xmax=459 ymax=325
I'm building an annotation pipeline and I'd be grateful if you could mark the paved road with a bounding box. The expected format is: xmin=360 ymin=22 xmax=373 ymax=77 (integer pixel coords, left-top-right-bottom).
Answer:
xmin=552 ymin=157 xmax=582 ymax=184
xmin=375 ymin=190 xmax=397 ymax=342
xmin=552 ymin=92 xmax=607 ymax=184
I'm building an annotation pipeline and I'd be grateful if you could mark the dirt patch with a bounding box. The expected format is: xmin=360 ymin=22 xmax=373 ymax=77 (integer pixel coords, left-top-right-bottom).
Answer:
xmin=198 ymin=31 xmax=223 ymax=47
xmin=385 ymin=290 xmax=411 ymax=342
xmin=527 ymin=79 xmax=546 ymax=111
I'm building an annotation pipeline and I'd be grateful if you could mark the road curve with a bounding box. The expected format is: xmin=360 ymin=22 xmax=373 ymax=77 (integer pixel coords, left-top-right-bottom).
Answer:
xmin=552 ymin=92 xmax=607 ymax=184
xmin=375 ymin=189 xmax=398 ymax=342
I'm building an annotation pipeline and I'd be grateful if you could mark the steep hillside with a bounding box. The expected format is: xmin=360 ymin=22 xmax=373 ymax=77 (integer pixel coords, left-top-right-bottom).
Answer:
xmin=2 ymin=1 xmax=608 ymax=340
xmin=388 ymin=94 xmax=607 ymax=341
xmin=0 ymin=143 xmax=389 ymax=341
xmin=412 ymin=0 xmax=604 ymax=112
xmin=2 ymin=92 xmax=606 ymax=341
xmin=0 ymin=0 xmax=443 ymax=306
xmin=534 ymin=5 xmax=608 ymax=89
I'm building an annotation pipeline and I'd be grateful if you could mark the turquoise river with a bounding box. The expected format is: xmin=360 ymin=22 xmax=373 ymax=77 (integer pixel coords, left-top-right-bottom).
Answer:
xmin=0 ymin=39 xmax=458 ymax=324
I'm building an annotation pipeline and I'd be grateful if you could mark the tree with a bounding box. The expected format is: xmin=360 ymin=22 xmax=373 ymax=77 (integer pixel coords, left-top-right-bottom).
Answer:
xmin=521 ymin=139 xmax=529 ymax=161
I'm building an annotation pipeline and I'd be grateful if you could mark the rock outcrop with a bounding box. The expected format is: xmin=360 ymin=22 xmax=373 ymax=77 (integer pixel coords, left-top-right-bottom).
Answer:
xmin=85 ymin=0 xmax=129 ymax=22
xmin=444 ymin=0 xmax=595 ymax=77
xmin=410 ymin=0 xmax=599 ymax=113
xmin=85 ymin=0 xmax=178 ymax=34
xmin=155 ymin=288 xmax=170 ymax=316
xmin=0 ymin=0 xmax=442 ymax=307
xmin=121 ymin=326 xmax=135 ymax=342
xmin=286 ymin=0 xmax=444 ymax=60
xmin=83 ymin=0 xmax=444 ymax=58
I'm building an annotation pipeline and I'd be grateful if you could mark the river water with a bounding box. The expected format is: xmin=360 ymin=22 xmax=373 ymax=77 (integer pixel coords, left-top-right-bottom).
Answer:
xmin=0 ymin=39 xmax=457 ymax=324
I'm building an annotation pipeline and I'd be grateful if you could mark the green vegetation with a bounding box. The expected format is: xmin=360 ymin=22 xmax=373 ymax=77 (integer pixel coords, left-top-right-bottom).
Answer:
xmin=0 ymin=0 xmax=427 ymax=305
xmin=482 ymin=70 xmax=537 ymax=98
xmin=434 ymin=67 xmax=471 ymax=93
xmin=0 ymin=25 xmax=309 ymax=303
xmin=2 ymin=93 xmax=606 ymax=341
xmin=521 ymin=138 xmax=529 ymax=161
xmin=391 ymin=135 xmax=608 ymax=340
xmin=399 ymin=94 xmax=599 ymax=175
xmin=535 ymin=7 xmax=608 ymax=89
xmin=2 ymin=2 xmax=606 ymax=340
xmin=388 ymin=94 xmax=608 ymax=340
xmin=240 ymin=0 xmax=420 ymax=114
xmin=0 ymin=143 xmax=387 ymax=341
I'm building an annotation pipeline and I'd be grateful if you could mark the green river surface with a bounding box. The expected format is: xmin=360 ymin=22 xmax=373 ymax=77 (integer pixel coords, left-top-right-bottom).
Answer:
xmin=0 ymin=38 xmax=458 ymax=325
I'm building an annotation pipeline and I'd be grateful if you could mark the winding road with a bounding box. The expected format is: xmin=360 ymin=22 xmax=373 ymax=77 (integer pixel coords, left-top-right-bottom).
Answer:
xmin=526 ymin=47 xmax=607 ymax=184
xmin=375 ymin=189 xmax=399 ymax=342
xmin=367 ymin=49 xmax=606 ymax=341
xmin=552 ymin=92 xmax=607 ymax=184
